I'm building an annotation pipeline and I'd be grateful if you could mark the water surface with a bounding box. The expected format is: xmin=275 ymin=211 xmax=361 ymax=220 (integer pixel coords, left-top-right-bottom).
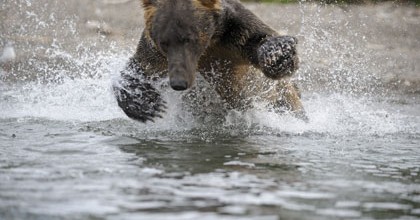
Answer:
xmin=1 ymin=1 xmax=419 ymax=219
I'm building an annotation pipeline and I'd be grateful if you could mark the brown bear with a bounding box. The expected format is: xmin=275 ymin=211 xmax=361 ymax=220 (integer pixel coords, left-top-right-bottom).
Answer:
xmin=113 ymin=0 xmax=305 ymax=122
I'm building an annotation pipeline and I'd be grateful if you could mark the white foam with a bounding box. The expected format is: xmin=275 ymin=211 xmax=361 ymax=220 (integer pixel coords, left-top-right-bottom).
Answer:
xmin=0 ymin=64 xmax=415 ymax=137
xmin=0 ymin=52 xmax=127 ymax=122
xmin=219 ymin=92 xmax=414 ymax=136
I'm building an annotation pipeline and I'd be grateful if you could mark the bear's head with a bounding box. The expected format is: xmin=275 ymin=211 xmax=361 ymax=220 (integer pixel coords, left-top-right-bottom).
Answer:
xmin=142 ymin=0 xmax=221 ymax=91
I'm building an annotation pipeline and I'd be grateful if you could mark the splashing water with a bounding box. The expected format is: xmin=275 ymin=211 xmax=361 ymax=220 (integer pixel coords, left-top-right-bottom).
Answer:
xmin=1 ymin=1 xmax=416 ymax=135
xmin=0 ymin=1 xmax=419 ymax=220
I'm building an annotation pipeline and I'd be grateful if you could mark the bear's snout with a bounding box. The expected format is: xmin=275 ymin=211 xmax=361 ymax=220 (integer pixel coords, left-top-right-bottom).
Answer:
xmin=167 ymin=52 xmax=196 ymax=91
xmin=170 ymin=76 xmax=189 ymax=91
xmin=169 ymin=63 xmax=193 ymax=91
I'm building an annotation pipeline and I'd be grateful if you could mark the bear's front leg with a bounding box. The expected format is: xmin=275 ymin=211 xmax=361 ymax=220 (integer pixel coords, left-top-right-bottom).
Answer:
xmin=257 ymin=36 xmax=299 ymax=79
xmin=113 ymin=72 xmax=166 ymax=123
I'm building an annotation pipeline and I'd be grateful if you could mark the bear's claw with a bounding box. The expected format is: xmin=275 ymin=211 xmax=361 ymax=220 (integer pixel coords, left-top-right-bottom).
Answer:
xmin=257 ymin=36 xmax=299 ymax=79
xmin=114 ymin=80 xmax=166 ymax=123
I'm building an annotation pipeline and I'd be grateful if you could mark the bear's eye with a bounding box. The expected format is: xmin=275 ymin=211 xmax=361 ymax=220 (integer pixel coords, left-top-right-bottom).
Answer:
xmin=159 ymin=41 xmax=169 ymax=50
xmin=182 ymin=36 xmax=198 ymax=45
xmin=181 ymin=38 xmax=191 ymax=44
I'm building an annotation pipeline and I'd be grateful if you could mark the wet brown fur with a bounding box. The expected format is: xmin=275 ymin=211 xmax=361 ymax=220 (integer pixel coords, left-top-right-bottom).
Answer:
xmin=192 ymin=0 xmax=222 ymax=11
xmin=115 ymin=0 xmax=305 ymax=122
xmin=142 ymin=3 xmax=156 ymax=41
xmin=145 ymin=0 xmax=302 ymax=112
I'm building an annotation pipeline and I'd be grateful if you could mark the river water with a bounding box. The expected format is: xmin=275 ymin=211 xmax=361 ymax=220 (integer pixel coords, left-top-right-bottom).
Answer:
xmin=1 ymin=1 xmax=419 ymax=219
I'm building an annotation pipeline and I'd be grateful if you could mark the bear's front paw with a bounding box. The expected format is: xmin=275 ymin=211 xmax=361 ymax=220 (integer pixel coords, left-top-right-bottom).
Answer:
xmin=257 ymin=36 xmax=299 ymax=79
xmin=114 ymin=80 xmax=166 ymax=123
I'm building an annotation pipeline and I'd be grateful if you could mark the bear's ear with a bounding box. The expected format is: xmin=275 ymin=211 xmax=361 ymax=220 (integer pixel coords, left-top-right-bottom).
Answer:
xmin=141 ymin=0 xmax=155 ymax=7
xmin=194 ymin=0 xmax=222 ymax=10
